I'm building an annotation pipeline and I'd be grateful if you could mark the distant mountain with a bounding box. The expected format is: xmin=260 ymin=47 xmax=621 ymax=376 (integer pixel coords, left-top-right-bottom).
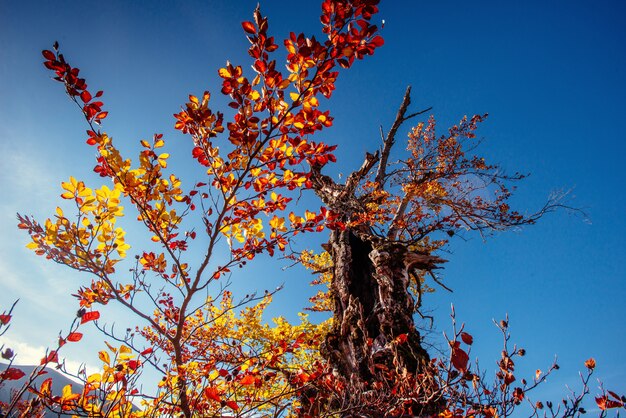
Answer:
xmin=0 ymin=364 xmax=82 ymax=417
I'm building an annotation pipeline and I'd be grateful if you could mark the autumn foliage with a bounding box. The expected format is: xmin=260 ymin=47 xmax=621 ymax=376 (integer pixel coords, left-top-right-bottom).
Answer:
xmin=1 ymin=1 xmax=624 ymax=417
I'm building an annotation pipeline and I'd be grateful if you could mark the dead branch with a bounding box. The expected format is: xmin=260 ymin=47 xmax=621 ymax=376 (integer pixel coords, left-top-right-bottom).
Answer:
xmin=375 ymin=86 xmax=413 ymax=187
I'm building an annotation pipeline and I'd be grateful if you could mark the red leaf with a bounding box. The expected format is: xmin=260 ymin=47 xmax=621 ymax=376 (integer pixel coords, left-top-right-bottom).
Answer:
xmin=370 ymin=35 xmax=384 ymax=47
xmin=204 ymin=387 xmax=221 ymax=402
xmin=504 ymin=372 xmax=516 ymax=385
xmin=461 ymin=332 xmax=473 ymax=345
xmin=254 ymin=60 xmax=267 ymax=73
xmin=242 ymin=21 xmax=256 ymax=34
xmin=80 ymin=90 xmax=92 ymax=103
xmin=140 ymin=348 xmax=153 ymax=356
xmin=512 ymin=387 xmax=524 ymax=403
xmin=395 ymin=333 xmax=408 ymax=344
xmin=225 ymin=400 xmax=239 ymax=411
xmin=67 ymin=332 xmax=83 ymax=342
xmin=40 ymin=350 xmax=59 ymax=365
xmin=451 ymin=346 xmax=469 ymax=372
xmin=0 ymin=314 xmax=11 ymax=325
xmin=42 ymin=50 xmax=56 ymax=60
xmin=2 ymin=367 xmax=25 ymax=380
xmin=80 ymin=311 xmax=100 ymax=324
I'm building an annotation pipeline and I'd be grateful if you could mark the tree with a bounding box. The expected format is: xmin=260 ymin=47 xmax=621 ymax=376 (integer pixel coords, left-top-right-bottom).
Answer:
xmin=3 ymin=0 xmax=623 ymax=417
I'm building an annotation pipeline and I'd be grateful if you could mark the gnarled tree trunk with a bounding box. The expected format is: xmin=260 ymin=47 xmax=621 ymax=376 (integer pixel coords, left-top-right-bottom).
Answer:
xmin=315 ymin=228 xmax=443 ymax=417
xmin=322 ymin=229 xmax=430 ymax=383
xmin=305 ymin=87 xmax=445 ymax=416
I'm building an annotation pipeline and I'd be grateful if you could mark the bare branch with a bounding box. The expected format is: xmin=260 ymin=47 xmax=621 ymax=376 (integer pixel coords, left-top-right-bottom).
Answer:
xmin=375 ymin=86 xmax=412 ymax=187
xmin=344 ymin=151 xmax=380 ymax=195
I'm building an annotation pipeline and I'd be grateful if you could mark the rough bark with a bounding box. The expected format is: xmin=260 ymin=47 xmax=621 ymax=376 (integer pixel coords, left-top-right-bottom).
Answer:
xmin=321 ymin=229 xmax=431 ymax=383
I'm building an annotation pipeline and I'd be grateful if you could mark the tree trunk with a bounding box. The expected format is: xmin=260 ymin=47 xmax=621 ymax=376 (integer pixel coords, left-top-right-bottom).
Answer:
xmin=322 ymin=229 xmax=429 ymax=378
xmin=318 ymin=228 xmax=441 ymax=416
xmin=304 ymin=86 xmax=446 ymax=415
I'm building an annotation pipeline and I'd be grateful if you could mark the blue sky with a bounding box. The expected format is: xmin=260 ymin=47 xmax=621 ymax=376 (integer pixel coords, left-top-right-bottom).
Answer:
xmin=1 ymin=0 xmax=624 ymax=411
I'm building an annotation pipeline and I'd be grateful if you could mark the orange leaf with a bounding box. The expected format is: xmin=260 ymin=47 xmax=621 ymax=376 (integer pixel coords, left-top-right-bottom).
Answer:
xmin=239 ymin=374 xmax=256 ymax=385
xmin=40 ymin=377 xmax=53 ymax=396
xmin=67 ymin=332 xmax=83 ymax=342
xmin=241 ymin=21 xmax=256 ymax=34
xmin=81 ymin=311 xmax=100 ymax=324
xmin=596 ymin=396 xmax=624 ymax=410
xmin=204 ymin=387 xmax=221 ymax=402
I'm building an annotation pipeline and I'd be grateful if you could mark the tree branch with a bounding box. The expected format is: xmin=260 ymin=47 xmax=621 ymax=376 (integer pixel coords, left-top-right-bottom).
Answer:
xmin=344 ymin=151 xmax=379 ymax=195
xmin=375 ymin=87 xmax=432 ymax=191
xmin=375 ymin=86 xmax=412 ymax=187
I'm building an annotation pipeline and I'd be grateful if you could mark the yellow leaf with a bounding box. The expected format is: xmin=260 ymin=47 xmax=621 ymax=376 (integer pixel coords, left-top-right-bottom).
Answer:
xmin=61 ymin=384 xmax=80 ymax=402
xmin=120 ymin=345 xmax=132 ymax=354
xmin=78 ymin=187 xmax=92 ymax=198
xmin=290 ymin=92 xmax=300 ymax=102
xmin=99 ymin=350 xmax=111 ymax=365
xmin=87 ymin=373 xmax=102 ymax=384
xmin=249 ymin=90 xmax=260 ymax=101
xmin=154 ymin=139 xmax=165 ymax=148
xmin=269 ymin=216 xmax=286 ymax=232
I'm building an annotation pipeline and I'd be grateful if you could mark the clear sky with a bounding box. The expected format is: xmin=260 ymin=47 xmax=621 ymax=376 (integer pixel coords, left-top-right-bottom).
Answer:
xmin=1 ymin=0 xmax=624 ymax=412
